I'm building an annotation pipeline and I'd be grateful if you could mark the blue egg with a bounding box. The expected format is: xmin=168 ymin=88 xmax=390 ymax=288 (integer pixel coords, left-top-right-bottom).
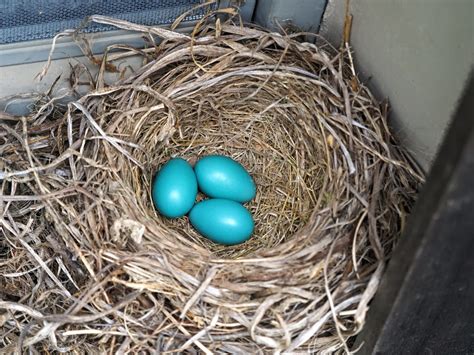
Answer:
xmin=194 ymin=155 xmax=256 ymax=203
xmin=189 ymin=199 xmax=254 ymax=245
xmin=152 ymin=158 xmax=197 ymax=218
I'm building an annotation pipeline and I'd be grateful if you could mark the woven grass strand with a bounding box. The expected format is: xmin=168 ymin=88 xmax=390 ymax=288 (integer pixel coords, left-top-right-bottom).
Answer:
xmin=0 ymin=14 xmax=423 ymax=354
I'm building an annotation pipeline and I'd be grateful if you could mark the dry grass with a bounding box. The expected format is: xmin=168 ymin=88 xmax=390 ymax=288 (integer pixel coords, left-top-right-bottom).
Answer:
xmin=0 ymin=8 xmax=423 ymax=354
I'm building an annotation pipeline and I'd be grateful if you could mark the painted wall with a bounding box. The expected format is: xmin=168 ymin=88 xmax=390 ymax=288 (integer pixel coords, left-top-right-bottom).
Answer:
xmin=320 ymin=0 xmax=473 ymax=170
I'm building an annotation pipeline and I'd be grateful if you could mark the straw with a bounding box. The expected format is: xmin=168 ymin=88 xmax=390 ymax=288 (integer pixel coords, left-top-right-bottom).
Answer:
xmin=0 ymin=10 xmax=423 ymax=353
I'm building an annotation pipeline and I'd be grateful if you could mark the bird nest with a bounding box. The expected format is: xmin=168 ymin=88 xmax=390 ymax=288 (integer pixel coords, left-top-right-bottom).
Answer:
xmin=0 ymin=11 xmax=423 ymax=354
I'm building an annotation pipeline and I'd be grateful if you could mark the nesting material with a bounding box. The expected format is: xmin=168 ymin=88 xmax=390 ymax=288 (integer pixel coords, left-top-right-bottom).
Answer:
xmin=0 ymin=11 xmax=423 ymax=354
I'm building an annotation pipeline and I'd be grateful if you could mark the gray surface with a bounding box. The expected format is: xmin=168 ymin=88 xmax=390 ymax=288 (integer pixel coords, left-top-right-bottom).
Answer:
xmin=254 ymin=0 xmax=327 ymax=32
xmin=0 ymin=1 xmax=256 ymax=113
xmin=0 ymin=1 xmax=256 ymax=66
xmin=0 ymin=54 xmax=145 ymax=115
xmin=0 ymin=0 xmax=205 ymax=44
xmin=0 ymin=30 xmax=150 ymax=66
xmin=240 ymin=0 xmax=257 ymax=22
xmin=0 ymin=26 xmax=191 ymax=108
xmin=221 ymin=0 xmax=256 ymax=22
xmin=320 ymin=0 xmax=474 ymax=170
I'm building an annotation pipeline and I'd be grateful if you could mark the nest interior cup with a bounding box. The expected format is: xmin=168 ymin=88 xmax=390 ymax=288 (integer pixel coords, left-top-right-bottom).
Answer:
xmin=0 ymin=11 xmax=424 ymax=354
xmin=132 ymin=65 xmax=324 ymax=256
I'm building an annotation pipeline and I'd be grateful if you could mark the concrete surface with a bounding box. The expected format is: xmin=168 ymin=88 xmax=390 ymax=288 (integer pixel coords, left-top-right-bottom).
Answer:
xmin=320 ymin=0 xmax=474 ymax=170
